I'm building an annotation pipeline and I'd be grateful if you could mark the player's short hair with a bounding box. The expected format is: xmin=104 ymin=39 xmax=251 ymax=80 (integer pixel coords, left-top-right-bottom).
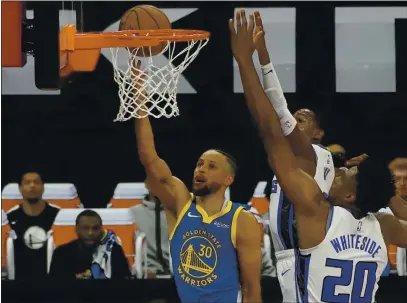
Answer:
xmin=296 ymin=108 xmax=323 ymax=129
xmin=76 ymin=210 xmax=102 ymax=226
xmin=355 ymin=157 xmax=394 ymax=215
xmin=212 ymin=149 xmax=238 ymax=176
xmin=19 ymin=171 xmax=44 ymax=186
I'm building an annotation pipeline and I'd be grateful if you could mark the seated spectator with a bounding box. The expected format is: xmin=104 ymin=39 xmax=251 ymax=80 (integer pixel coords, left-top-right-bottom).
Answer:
xmin=388 ymin=158 xmax=407 ymax=273
xmin=389 ymin=157 xmax=407 ymax=200
xmin=49 ymin=210 xmax=130 ymax=279
xmin=129 ymin=181 xmax=170 ymax=278
xmin=6 ymin=172 xmax=60 ymax=280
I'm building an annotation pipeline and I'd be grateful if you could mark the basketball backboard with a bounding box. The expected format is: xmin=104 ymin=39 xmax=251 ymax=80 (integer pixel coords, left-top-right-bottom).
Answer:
xmin=1 ymin=1 xmax=84 ymax=90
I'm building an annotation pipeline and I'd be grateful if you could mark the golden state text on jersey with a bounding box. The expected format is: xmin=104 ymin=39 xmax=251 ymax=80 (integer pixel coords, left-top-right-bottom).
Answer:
xmin=169 ymin=194 xmax=244 ymax=303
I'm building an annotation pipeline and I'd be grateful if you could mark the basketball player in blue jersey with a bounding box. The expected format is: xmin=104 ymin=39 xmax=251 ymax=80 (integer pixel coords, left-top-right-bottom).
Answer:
xmin=230 ymin=9 xmax=407 ymax=302
xmin=250 ymin=11 xmax=335 ymax=302
xmin=132 ymin=61 xmax=262 ymax=303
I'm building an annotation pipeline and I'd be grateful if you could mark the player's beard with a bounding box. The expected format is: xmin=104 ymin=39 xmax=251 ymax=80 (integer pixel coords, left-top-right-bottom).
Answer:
xmin=192 ymin=185 xmax=211 ymax=197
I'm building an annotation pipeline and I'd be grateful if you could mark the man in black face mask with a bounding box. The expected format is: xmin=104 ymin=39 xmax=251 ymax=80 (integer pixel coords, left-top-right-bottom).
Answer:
xmin=49 ymin=210 xmax=130 ymax=279
xmin=6 ymin=172 xmax=60 ymax=280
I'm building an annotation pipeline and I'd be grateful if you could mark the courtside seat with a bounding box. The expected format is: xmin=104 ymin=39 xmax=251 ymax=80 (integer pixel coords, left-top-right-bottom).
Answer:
xmin=47 ymin=208 xmax=147 ymax=278
xmin=396 ymin=247 xmax=406 ymax=276
xmin=225 ymin=187 xmax=231 ymax=201
xmin=1 ymin=183 xmax=82 ymax=211
xmin=108 ymin=183 xmax=148 ymax=208
xmin=250 ymin=181 xmax=270 ymax=216
xmin=1 ymin=210 xmax=11 ymax=277
xmin=388 ymin=245 xmax=398 ymax=272
xmin=2 ymin=210 xmax=9 ymax=272
xmin=263 ymin=233 xmax=272 ymax=261
xmin=385 ymin=245 xmax=406 ymax=276
xmin=2 ymin=210 xmax=16 ymax=280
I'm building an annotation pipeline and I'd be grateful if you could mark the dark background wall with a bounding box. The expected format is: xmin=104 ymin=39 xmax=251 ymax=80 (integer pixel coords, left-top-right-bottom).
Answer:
xmin=2 ymin=1 xmax=406 ymax=207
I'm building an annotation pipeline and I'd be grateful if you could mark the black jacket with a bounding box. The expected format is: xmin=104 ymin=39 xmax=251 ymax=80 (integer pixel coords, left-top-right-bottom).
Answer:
xmin=48 ymin=239 xmax=131 ymax=279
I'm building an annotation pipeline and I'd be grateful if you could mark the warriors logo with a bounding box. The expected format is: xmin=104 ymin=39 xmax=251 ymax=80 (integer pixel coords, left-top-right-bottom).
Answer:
xmin=178 ymin=229 xmax=221 ymax=287
xmin=23 ymin=226 xmax=47 ymax=250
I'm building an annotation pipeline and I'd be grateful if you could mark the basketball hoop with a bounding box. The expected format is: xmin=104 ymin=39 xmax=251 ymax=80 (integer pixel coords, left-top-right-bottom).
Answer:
xmin=59 ymin=25 xmax=210 ymax=121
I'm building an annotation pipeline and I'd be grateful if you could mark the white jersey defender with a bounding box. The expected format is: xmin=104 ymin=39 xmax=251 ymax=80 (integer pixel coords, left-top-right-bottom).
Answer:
xmin=299 ymin=206 xmax=388 ymax=303
xmin=269 ymin=144 xmax=335 ymax=302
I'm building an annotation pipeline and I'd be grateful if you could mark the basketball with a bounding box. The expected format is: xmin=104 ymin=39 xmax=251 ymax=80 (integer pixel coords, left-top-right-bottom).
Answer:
xmin=119 ymin=5 xmax=171 ymax=56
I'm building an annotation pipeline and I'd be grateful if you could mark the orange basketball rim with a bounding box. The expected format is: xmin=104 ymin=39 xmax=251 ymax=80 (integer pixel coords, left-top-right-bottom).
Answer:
xmin=59 ymin=25 xmax=210 ymax=77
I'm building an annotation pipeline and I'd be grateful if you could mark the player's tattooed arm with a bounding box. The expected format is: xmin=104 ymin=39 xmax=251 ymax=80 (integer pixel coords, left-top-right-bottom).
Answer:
xmin=252 ymin=11 xmax=316 ymax=177
xmin=236 ymin=210 xmax=262 ymax=303
xmin=230 ymin=9 xmax=324 ymax=216
xmin=133 ymin=60 xmax=189 ymax=214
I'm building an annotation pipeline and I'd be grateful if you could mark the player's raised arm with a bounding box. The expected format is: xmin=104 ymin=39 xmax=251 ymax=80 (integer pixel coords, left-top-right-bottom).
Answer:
xmin=253 ymin=11 xmax=316 ymax=176
xmin=133 ymin=61 xmax=189 ymax=214
xmin=230 ymin=10 xmax=324 ymax=215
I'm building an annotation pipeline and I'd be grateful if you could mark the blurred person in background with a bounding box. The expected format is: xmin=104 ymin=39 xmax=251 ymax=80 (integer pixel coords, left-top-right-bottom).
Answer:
xmin=49 ymin=210 xmax=130 ymax=279
xmin=330 ymin=154 xmax=407 ymax=221
xmin=129 ymin=181 xmax=171 ymax=278
xmin=331 ymin=155 xmax=407 ymax=276
xmin=327 ymin=144 xmax=347 ymax=169
xmin=6 ymin=172 xmax=60 ymax=280
xmin=389 ymin=157 xmax=407 ymax=201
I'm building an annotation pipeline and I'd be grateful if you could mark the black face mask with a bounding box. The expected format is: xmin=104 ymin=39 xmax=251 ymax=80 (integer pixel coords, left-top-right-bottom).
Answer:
xmin=332 ymin=152 xmax=347 ymax=168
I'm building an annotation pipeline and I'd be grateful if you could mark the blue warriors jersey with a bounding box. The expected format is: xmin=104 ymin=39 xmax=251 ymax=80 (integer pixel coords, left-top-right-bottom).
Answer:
xmin=170 ymin=194 xmax=244 ymax=303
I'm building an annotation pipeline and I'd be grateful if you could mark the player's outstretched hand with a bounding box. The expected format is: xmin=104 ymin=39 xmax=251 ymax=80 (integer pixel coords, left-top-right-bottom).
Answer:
xmin=131 ymin=59 xmax=147 ymax=96
xmin=131 ymin=59 xmax=148 ymax=114
xmin=131 ymin=60 xmax=146 ymax=90
xmin=253 ymin=11 xmax=267 ymax=54
xmin=345 ymin=153 xmax=369 ymax=167
xmin=229 ymin=9 xmax=262 ymax=64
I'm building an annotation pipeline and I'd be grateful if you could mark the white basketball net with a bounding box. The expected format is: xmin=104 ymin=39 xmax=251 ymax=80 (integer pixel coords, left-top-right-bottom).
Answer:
xmin=110 ymin=38 xmax=209 ymax=121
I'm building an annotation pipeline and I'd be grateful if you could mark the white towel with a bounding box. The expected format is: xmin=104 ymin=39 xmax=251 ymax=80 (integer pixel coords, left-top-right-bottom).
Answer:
xmin=91 ymin=229 xmax=117 ymax=279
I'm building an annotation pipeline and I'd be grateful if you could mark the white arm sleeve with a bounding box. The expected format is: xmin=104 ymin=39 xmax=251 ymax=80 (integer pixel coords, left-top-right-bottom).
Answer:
xmin=261 ymin=62 xmax=287 ymax=118
xmin=261 ymin=62 xmax=296 ymax=136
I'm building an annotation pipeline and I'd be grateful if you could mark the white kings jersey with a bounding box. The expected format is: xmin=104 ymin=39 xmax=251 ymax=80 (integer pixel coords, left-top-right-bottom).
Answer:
xmin=269 ymin=144 xmax=335 ymax=303
xmin=299 ymin=206 xmax=388 ymax=303
xmin=269 ymin=144 xmax=335 ymax=252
